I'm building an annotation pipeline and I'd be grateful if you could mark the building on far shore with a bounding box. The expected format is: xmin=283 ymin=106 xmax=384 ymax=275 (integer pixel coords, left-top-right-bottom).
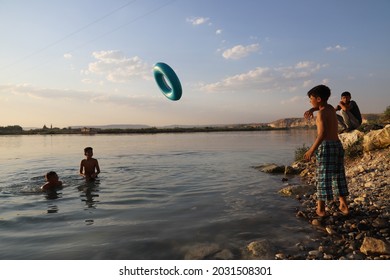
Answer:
xmin=80 ymin=127 xmax=96 ymax=134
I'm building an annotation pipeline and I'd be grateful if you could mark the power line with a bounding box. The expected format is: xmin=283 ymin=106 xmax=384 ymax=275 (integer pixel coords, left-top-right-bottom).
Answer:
xmin=67 ymin=0 xmax=177 ymax=54
xmin=0 ymin=0 xmax=137 ymax=71
xmin=2 ymin=0 xmax=177 ymax=76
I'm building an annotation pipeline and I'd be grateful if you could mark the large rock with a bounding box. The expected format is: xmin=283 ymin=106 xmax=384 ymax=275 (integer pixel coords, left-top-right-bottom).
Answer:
xmin=338 ymin=130 xmax=364 ymax=150
xmin=360 ymin=237 xmax=390 ymax=255
xmin=338 ymin=125 xmax=390 ymax=153
xmin=254 ymin=164 xmax=301 ymax=175
xmin=254 ymin=164 xmax=285 ymax=174
xmin=363 ymin=124 xmax=390 ymax=151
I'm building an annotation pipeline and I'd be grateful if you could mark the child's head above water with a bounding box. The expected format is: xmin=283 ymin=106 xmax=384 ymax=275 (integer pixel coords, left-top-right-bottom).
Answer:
xmin=45 ymin=171 xmax=59 ymax=182
xmin=84 ymin=147 xmax=93 ymax=157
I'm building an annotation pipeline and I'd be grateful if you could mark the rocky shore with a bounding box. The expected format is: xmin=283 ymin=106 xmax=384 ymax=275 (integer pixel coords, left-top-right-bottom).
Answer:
xmin=272 ymin=125 xmax=390 ymax=260
xmin=182 ymin=125 xmax=389 ymax=260
xmin=279 ymin=146 xmax=390 ymax=260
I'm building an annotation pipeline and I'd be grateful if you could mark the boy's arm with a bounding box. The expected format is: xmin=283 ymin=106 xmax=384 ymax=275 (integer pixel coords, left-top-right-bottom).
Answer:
xmin=304 ymin=111 xmax=325 ymax=160
xmin=95 ymin=160 xmax=100 ymax=175
xmin=41 ymin=182 xmax=49 ymax=191
xmin=338 ymin=101 xmax=350 ymax=111
xmin=79 ymin=160 xmax=84 ymax=176
xmin=304 ymin=107 xmax=319 ymax=120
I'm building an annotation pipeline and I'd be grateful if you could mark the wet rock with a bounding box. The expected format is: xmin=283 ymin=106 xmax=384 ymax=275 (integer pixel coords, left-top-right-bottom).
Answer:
xmin=247 ymin=240 xmax=276 ymax=259
xmin=278 ymin=184 xmax=315 ymax=197
xmin=184 ymin=243 xmax=221 ymax=260
xmin=214 ymin=249 xmax=235 ymax=260
xmin=254 ymin=163 xmax=285 ymax=174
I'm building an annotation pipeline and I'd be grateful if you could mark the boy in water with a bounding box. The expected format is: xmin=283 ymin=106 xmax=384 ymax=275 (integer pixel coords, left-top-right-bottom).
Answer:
xmin=80 ymin=147 xmax=100 ymax=180
xmin=41 ymin=171 xmax=63 ymax=191
xmin=303 ymin=85 xmax=349 ymax=217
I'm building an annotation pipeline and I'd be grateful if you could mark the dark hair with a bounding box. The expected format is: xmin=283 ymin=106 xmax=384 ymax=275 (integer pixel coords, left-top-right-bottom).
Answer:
xmin=84 ymin=147 xmax=93 ymax=153
xmin=307 ymin=85 xmax=331 ymax=101
xmin=341 ymin=91 xmax=351 ymax=97
xmin=45 ymin=171 xmax=57 ymax=179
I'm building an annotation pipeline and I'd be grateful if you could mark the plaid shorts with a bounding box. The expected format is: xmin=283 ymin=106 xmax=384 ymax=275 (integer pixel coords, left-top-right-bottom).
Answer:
xmin=315 ymin=140 xmax=348 ymax=201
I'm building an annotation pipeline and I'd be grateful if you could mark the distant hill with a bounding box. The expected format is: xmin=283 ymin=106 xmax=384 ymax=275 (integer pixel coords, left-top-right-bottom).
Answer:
xmin=20 ymin=113 xmax=384 ymax=131
xmin=269 ymin=113 xmax=383 ymax=129
xmin=269 ymin=118 xmax=315 ymax=129
xmin=70 ymin=124 xmax=150 ymax=129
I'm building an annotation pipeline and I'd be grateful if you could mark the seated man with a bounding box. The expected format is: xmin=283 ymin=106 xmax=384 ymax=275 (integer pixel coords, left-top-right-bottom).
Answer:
xmin=335 ymin=91 xmax=362 ymax=132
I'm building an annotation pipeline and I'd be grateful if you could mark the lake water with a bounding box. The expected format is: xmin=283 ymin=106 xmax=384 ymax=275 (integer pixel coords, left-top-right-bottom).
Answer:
xmin=0 ymin=130 xmax=317 ymax=259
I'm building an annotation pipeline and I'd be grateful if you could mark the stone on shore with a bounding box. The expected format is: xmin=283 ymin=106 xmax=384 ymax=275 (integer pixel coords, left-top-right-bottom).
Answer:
xmin=278 ymin=184 xmax=315 ymax=197
xmin=246 ymin=240 xmax=276 ymax=259
xmin=360 ymin=237 xmax=390 ymax=256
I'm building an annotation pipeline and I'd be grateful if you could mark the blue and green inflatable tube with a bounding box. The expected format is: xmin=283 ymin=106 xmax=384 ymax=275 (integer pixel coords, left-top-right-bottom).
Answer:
xmin=153 ymin=62 xmax=182 ymax=101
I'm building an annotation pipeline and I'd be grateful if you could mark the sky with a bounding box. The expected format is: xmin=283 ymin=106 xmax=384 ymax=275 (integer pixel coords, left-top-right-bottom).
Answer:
xmin=1 ymin=0 xmax=389 ymax=128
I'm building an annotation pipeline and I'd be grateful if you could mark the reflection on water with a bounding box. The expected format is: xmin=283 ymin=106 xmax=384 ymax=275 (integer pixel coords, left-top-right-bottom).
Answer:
xmin=47 ymin=204 xmax=59 ymax=214
xmin=43 ymin=185 xmax=63 ymax=213
xmin=78 ymin=179 xmax=100 ymax=210
xmin=78 ymin=179 xmax=100 ymax=225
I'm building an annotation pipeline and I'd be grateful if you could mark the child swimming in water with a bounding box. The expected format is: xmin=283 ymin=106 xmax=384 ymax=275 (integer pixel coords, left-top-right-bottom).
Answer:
xmin=41 ymin=171 xmax=63 ymax=192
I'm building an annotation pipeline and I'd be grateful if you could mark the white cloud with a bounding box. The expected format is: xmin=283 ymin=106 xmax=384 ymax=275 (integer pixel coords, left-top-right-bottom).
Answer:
xmin=2 ymin=83 xmax=94 ymax=101
xmin=277 ymin=61 xmax=325 ymax=79
xmin=280 ymin=95 xmax=304 ymax=105
xmin=186 ymin=17 xmax=210 ymax=26
xmin=216 ymin=29 xmax=222 ymax=35
xmin=222 ymin=44 xmax=260 ymax=60
xmin=87 ymin=50 xmax=150 ymax=83
xmin=0 ymin=83 xmax=156 ymax=109
xmin=63 ymin=53 xmax=72 ymax=59
xmin=325 ymin=44 xmax=347 ymax=52
xmin=200 ymin=61 xmax=327 ymax=93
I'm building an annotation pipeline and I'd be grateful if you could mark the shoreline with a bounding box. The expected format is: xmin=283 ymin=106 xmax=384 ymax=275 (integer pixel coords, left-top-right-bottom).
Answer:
xmin=1 ymin=125 xmax=292 ymax=136
xmin=284 ymin=147 xmax=390 ymax=260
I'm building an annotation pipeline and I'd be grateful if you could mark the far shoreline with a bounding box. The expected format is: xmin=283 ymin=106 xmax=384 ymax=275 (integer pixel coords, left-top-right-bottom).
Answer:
xmin=0 ymin=125 xmax=315 ymax=136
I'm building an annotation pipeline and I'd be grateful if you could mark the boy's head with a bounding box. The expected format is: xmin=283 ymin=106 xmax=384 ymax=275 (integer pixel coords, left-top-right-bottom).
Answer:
xmin=45 ymin=171 xmax=58 ymax=182
xmin=84 ymin=147 xmax=93 ymax=157
xmin=341 ymin=91 xmax=352 ymax=103
xmin=307 ymin=85 xmax=331 ymax=101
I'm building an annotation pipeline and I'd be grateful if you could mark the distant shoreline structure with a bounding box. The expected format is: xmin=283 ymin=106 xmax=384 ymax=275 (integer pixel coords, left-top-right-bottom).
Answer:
xmin=0 ymin=113 xmax=384 ymax=135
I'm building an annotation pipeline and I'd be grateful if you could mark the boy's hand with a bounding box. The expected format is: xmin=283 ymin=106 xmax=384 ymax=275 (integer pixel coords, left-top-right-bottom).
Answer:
xmin=304 ymin=110 xmax=313 ymax=120
xmin=304 ymin=149 xmax=313 ymax=161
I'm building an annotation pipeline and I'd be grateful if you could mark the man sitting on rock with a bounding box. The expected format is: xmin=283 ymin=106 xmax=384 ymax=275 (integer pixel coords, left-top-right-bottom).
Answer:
xmin=335 ymin=91 xmax=362 ymax=133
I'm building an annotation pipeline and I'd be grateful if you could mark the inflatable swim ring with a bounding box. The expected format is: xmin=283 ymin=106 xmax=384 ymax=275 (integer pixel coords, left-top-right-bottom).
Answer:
xmin=153 ymin=62 xmax=182 ymax=101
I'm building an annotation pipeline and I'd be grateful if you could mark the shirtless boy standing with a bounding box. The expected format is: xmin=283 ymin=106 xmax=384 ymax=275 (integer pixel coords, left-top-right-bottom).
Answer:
xmin=80 ymin=147 xmax=100 ymax=180
xmin=303 ymin=85 xmax=349 ymax=217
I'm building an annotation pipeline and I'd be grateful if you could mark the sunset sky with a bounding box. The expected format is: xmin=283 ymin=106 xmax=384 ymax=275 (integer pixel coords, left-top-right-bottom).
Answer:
xmin=1 ymin=0 xmax=389 ymax=128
